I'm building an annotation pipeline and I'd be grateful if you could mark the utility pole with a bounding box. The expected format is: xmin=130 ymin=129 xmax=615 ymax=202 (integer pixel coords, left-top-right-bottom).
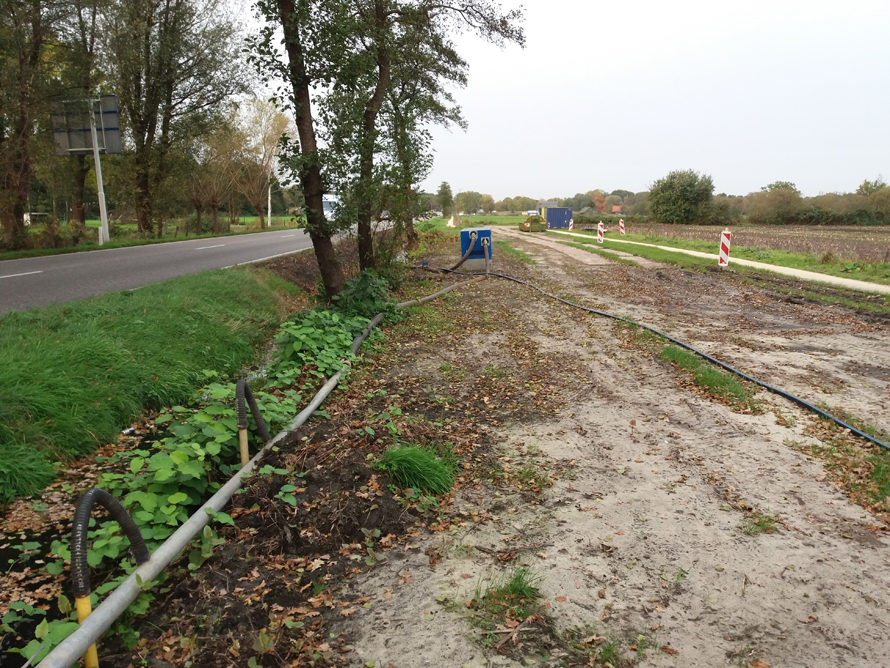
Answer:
xmin=88 ymin=98 xmax=110 ymax=244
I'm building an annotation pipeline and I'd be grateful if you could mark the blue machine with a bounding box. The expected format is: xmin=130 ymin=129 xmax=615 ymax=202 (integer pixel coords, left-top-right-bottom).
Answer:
xmin=460 ymin=227 xmax=492 ymax=259
xmin=540 ymin=207 xmax=573 ymax=229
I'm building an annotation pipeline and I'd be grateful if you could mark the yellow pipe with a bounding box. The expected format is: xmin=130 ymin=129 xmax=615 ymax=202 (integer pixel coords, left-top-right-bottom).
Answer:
xmin=238 ymin=428 xmax=249 ymax=466
xmin=75 ymin=596 xmax=99 ymax=668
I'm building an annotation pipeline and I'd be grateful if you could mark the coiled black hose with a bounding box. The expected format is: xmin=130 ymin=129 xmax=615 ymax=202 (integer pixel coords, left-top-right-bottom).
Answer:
xmin=431 ymin=266 xmax=890 ymax=453
xmin=70 ymin=488 xmax=151 ymax=598
xmin=236 ymin=377 xmax=272 ymax=443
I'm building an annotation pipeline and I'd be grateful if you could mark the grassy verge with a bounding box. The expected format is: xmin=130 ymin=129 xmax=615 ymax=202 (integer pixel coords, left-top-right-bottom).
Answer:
xmin=0 ymin=268 xmax=297 ymax=502
xmin=559 ymin=230 xmax=890 ymax=285
xmin=557 ymin=240 xmax=639 ymax=266
xmin=615 ymin=322 xmax=759 ymax=412
xmin=494 ymin=240 xmax=535 ymax=264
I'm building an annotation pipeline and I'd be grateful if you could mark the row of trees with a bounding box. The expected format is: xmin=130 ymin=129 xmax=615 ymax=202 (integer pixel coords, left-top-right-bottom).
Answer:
xmin=1 ymin=0 xmax=250 ymax=247
xmin=649 ymin=171 xmax=890 ymax=226
xmin=4 ymin=0 xmax=526 ymax=300
xmin=429 ymin=174 xmax=890 ymax=226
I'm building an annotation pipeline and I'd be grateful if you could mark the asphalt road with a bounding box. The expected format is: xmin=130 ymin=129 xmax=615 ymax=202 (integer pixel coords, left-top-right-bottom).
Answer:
xmin=0 ymin=230 xmax=313 ymax=315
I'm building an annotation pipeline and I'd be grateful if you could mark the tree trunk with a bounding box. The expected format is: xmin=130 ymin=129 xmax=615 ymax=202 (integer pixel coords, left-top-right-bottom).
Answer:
xmin=194 ymin=204 xmax=202 ymax=236
xmin=277 ymin=0 xmax=345 ymax=297
xmin=355 ymin=0 xmax=392 ymax=271
xmin=212 ymin=203 xmax=219 ymax=234
xmin=405 ymin=217 xmax=419 ymax=250
xmin=134 ymin=150 xmax=153 ymax=235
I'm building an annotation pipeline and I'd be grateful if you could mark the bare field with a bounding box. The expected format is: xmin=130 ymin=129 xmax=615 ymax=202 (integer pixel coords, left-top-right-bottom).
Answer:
xmin=625 ymin=224 xmax=890 ymax=263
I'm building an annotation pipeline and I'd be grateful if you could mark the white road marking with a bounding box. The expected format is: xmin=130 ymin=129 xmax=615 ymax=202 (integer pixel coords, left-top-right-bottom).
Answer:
xmin=195 ymin=244 xmax=225 ymax=250
xmin=280 ymin=234 xmax=297 ymax=238
xmin=0 ymin=270 xmax=43 ymax=279
xmin=222 ymin=247 xmax=312 ymax=269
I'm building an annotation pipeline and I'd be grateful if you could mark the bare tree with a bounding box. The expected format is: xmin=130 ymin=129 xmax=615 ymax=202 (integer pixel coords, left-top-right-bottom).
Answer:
xmin=234 ymin=99 xmax=290 ymax=229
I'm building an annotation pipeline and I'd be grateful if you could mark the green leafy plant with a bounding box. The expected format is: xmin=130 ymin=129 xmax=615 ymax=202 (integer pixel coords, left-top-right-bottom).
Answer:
xmin=330 ymin=269 xmax=402 ymax=322
xmin=272 ymin=309 xmax=377 ymax=381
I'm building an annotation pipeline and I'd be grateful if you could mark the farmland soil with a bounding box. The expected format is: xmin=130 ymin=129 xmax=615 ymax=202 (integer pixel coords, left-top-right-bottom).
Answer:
xmin=112 ymin=229 xmax=890 ymax=667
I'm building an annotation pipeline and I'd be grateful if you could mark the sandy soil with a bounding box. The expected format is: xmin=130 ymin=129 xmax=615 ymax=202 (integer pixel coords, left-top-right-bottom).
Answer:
xmin=328 ymin=230 xmax=890 ymax=667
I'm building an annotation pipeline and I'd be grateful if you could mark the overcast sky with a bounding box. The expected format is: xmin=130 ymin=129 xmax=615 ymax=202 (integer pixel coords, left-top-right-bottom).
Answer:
xmin=417 ymin=0 xmax=890 ymax=200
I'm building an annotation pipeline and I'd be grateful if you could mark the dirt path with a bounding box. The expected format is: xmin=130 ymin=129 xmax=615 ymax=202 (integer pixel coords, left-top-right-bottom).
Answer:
xmin=546 ymin=228 xmax=890 ymax=295
xmin=326 ymin=233 xmax=890 ymax=667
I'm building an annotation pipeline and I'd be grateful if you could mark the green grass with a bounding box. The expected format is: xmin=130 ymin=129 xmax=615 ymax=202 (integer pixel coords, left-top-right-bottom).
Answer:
xmin=558 ymin=240 xmax=639 ymax=266
xmin=617 ymin=323 xmax=758 ymax=411
xmin=740 ymin=512 xmax=779 ymax=535
xmin=494 ymin=240 xmax=535 ymax=264
xmin=377 ymin=445 xmax=455 ymax=494
xmin=558 ymin=230 xmax=890 ymax=285
xmin=0 ymin=268 xmax=290 ymax=503
xmin=660 ymin=345 xmax=756 ymax=409
xmin=565 ymin=231 xmax=890 ymax=313
xmin=870 ymin=452 xmax=890 ymax=505
xmin=474 ymin=567 xmax=542 ymax=619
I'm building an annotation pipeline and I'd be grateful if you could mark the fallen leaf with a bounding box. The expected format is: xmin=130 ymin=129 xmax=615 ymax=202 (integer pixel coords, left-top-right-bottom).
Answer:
xmin=798 ymin=615 xmax=818 ymax=624
xmin=660 ymin=646 xmax=679 ymax=655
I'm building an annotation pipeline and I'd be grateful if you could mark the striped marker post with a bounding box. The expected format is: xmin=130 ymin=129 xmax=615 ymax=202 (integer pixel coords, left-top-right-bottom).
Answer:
xmin=569 ymin=218 xmax=574 ymax=231
xmin=597 ymin=221 xmax=604 ymax=244
xmin=619 ymin=219 xmax=625 ymax=235
xmin=719 ymin=228 xmax=732 ymax=267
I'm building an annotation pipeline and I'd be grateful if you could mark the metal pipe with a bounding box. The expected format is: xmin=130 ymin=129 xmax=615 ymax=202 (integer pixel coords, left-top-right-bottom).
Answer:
xmin=38 ymin=373 xmax=337 ymax=668
xmin=38 ymin=281 xmax=466 ymax=667
xmin=396 ymin=277 xmax=482 ymax=309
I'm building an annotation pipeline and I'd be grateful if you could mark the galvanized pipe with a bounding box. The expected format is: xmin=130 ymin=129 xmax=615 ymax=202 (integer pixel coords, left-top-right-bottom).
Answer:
xmin=38 ymin=279 xmax=471 ymax=667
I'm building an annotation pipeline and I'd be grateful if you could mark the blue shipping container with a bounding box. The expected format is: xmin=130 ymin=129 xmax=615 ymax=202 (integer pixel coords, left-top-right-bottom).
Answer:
xmin=460 ymin=227 xmax=492 ymax=259
xmin=540 ymin=207 xmax=573 ymax=229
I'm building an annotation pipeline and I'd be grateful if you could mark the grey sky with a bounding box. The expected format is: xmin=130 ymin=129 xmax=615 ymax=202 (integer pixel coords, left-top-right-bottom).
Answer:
xmin=418 ymin=0 xmax=890 ymax=200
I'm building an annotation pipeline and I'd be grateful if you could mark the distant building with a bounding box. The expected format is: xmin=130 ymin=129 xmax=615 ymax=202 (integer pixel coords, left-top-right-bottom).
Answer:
xmin=611 ymin=205 xmax=623 ymax=214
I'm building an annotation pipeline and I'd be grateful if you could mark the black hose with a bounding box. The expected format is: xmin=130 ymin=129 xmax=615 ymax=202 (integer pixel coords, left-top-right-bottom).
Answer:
xmin=70 ymin=488 xmax=151 ymax=598
xmin=236 ymin=377 xmax=272 ymax=443
xmin=430 ymin=266 xmax=890 ymax=453
xmin=449 ymin=231 xmax=478 ymax=271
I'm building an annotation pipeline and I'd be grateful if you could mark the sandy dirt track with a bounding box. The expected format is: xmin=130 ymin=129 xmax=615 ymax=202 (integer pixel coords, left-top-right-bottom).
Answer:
xmin=330 ymin=230 xmax=890 ymax=667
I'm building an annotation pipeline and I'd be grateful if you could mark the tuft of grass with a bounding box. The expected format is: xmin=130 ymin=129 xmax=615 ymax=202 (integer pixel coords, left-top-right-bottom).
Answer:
xmin=0 ymin=267 xmax=288 ymax=502
xmin=473 ymin=567 xmax=542 ymax=620
xmin=869 ymin=451 xmax=890 ymax=506
xmin=740 ymin=512 xmax=778 ymax=535
xmin=377 ymin=445 xmax=455 ymax=494
xmin=660 ymin=345 xmax=756 ymax=410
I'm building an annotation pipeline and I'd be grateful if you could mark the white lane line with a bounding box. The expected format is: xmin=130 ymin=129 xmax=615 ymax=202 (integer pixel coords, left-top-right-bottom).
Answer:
xmin=0 ymin=270 xmax=43 ymax=279
xmin=280 ymin=234 xmax=297 ymax=238
xmin=195 ymin=244 xmax=225 ymax=250
xmin=222 ymin=247 xmax=312 ymax=269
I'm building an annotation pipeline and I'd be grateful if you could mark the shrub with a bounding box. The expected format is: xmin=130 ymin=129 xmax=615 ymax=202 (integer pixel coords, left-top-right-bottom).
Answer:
xmin=331 ymin=269 xmax=401 ymax=321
